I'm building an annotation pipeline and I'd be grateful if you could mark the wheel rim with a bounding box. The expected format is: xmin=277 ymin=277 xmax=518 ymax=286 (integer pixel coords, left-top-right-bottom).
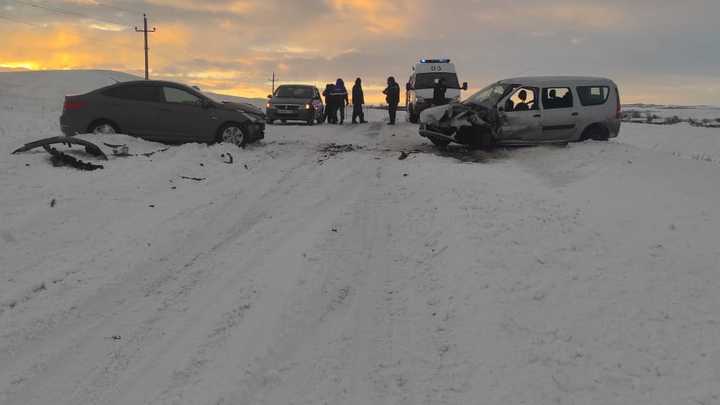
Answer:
xmin=93 ymin=124 xmax=116 ymax=134
xmin=221 ymin=126 xmax=245 ymax=145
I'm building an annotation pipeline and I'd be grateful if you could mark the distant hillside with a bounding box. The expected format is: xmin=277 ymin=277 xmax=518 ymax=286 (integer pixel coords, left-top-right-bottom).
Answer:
xmin=0 ymin=69 xmax=265 ymax=109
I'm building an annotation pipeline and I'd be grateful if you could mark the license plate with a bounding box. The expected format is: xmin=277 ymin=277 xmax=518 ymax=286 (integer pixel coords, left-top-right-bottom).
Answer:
xmin=277 ymin=110 xmax=294 ymax=114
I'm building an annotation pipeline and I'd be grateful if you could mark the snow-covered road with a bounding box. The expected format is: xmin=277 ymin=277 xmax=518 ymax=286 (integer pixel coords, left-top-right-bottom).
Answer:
xmin=2 ymin=71 xmax=720 ymax=405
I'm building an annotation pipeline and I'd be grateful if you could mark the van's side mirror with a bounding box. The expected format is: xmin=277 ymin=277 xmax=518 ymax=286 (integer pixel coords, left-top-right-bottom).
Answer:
xmin=462 ymin=82 xmax=468 ymax=91
xmin=406 ymin=82 xmax=412 ymax=91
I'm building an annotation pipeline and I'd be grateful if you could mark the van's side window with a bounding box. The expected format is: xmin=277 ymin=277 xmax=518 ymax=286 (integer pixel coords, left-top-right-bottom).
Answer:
xmin=542 ymin=87 xmax=573 ymax=109
xmin=577 ymin=86 xmax=610 ymax=106
xmin=505 ymin=87 xmax=539 ymax=112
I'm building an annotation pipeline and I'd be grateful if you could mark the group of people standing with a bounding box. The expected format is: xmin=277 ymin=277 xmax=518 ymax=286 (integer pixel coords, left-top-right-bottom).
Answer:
xmin=323 ymin=78 xmax=366 ymax=125
xmin=321 ymin=76 xmax=402 ymax=125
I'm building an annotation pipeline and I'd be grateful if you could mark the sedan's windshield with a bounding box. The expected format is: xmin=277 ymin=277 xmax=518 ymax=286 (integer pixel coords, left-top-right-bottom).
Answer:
xmin=274 ymin=86 xmax=314 ymax=99
xmin=463 ymin=82 xmax=514 ymax=107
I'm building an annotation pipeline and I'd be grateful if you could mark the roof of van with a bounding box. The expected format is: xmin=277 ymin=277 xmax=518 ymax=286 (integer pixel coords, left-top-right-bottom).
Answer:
xmin=498 ymin=76 xmax=616 ymax=86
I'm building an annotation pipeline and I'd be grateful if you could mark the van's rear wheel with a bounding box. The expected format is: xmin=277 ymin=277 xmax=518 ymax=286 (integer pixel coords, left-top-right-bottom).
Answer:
xmin=581 ymin=124 xmax=610 ymax=141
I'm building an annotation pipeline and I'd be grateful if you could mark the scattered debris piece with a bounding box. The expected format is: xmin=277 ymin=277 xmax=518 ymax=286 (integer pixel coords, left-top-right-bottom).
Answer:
xmin=180 ymin=176 xmax=206 ymax=182
xmin=45 ymin=146 xmax=104 ymax=170
xmin=221 ymin=153 xmax=234 ymax=164
xmin=110 ymin=145 xmax=130 ymax=156
xmin=399 ymin=151 xmax=410 ymax=160
xmin=50 ymin=198 xmax=56 ymax=207
xmin=403 ymin=173 xmax=408 ymax=177
xmin=140 ymin=148 xmax=169 ymax=158
xmin=12 ymin=136 xmax=108 ymax=160
xmin=317 ymin=143 xmax=362 ymax=163
xmin=104 ymin=335 xmax=122 ymax=341
xmin=148 ymin=204 xmax=155 ymax=208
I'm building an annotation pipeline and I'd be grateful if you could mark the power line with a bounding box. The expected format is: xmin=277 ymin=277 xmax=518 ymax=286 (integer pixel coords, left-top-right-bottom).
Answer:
xmin=0 ymin=13 xmax=47 ymax=27
xmin=11 ymin=0 xmax=131 ymax=28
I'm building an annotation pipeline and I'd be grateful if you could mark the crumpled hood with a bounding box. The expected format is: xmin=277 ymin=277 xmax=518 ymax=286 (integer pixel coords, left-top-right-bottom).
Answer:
xmin=419 ymin=104 xmax=453 ymax=125
xmin=419 ymin=102 xmax=493 ymax=128
xmin=219 ymin=101 xmax=265 ymax=116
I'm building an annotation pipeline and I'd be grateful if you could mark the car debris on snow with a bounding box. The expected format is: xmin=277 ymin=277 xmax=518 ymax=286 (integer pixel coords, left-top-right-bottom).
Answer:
xmin=180 ymin=176 xmax=206 ymax=182
xmin=12 ymin=136 xmax=108 ymax=160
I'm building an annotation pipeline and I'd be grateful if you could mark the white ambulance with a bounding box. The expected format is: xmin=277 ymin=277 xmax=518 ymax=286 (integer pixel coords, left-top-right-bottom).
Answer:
xmin=406 ymin=59 xmax=468 ymax=123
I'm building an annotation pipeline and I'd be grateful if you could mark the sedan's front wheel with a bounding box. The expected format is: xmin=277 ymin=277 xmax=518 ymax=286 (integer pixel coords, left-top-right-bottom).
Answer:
xmin=217 ymin=123 xmax=247 ymax=147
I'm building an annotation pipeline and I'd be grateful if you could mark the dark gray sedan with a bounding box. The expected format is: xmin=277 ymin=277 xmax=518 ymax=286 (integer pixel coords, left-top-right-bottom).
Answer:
xmin=60 ymin=80 xmax=265 ymax=146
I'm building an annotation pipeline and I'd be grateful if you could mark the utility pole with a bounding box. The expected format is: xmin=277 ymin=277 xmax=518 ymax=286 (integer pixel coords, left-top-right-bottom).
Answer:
xmin=269 ymin=72 xmax=277 ymax=94
xmin=135 ymin=14 xmax=156 ymax=80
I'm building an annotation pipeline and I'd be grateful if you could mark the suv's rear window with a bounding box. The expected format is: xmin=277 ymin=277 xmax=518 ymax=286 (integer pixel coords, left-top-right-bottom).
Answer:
xmin=104 ymin=85 xmax=160 ymax=102
xmin=577 ymin=86 xmax=610 ymax=106
xmin=275 ymin=86 xmax=314 ymax=98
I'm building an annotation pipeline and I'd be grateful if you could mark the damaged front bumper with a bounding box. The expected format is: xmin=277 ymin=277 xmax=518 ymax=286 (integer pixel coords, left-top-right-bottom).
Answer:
xmin=418 ymin=103 xmax=498 ymax=147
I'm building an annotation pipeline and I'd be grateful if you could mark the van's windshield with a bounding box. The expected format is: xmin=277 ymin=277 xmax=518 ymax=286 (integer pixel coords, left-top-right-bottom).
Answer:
xmin=414 ymin=72 xmax=460 ymax=89
xmin=463 ymin=82 xmax=514 ymax=107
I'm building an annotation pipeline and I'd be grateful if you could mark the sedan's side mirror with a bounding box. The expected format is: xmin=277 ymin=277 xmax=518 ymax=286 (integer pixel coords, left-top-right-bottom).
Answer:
xmin=462 ymin=82 xmax=468 ymax=91
xmin=498 ymin=106 xmax=504 ymax=112
xmin=267 ymin=94 xmax=272 ymax=99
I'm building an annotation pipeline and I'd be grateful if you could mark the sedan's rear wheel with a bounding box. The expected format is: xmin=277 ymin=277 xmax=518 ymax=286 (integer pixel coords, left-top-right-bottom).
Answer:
xmin=89 ymin=120 xmax=118 ymax=135
xmin=218 ymin=123 xmax=247 ymax=147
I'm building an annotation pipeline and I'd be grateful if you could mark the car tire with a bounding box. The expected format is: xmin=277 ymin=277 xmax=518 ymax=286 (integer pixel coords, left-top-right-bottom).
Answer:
xmin=581 ymin=124 xmax=610 ymax=141
xmin=217 ymin=123 xmax=247 ymax=147
xmin=428 ymin=136 xmax=450 ymax=148
xmin=88 ymin=120 xmax=119 ymax=135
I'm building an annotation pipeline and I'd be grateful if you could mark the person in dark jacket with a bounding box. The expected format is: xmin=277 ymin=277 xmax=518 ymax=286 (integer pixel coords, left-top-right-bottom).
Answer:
xmin=351 ymin=77 xmax=366 ymax=124
xmin=383 ymin=76 xmax=401 ymax=125
xmin=323 ymin=83 xmax=337 ymax=124
xmin=331 ymin=78 xmax=349 ymax=124
xmin=432 ymin=77 xmax=448 ymax=106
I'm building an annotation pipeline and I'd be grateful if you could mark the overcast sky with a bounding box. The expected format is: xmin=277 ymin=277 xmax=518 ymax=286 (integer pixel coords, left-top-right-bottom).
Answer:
xmin=1 ymin=0 xmax=719 ymax=104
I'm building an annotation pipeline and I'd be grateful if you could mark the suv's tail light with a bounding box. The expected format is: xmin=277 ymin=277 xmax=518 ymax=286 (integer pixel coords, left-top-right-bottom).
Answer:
xmin=63 ymin=97 xmax=87 ymax=111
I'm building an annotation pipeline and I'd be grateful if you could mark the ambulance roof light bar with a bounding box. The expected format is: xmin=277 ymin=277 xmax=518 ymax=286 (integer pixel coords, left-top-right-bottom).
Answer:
xmin=420 ymin=59 xmax=451 ymax=64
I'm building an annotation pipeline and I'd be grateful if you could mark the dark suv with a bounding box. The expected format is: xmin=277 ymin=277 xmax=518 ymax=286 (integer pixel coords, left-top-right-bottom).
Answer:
xmin=266 ymin=85 xmax=324 ymax=125
xmin=60 ymin=80 xmax=265 ymax=146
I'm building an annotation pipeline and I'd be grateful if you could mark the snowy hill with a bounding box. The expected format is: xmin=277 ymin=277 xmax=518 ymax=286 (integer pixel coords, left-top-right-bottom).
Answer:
xmin=2 ymin=70 xmax=720 ymax=404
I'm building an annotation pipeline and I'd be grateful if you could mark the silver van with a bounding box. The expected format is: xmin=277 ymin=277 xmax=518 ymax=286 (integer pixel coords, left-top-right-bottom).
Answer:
xmin=418 ymin=76 xmax=621 ymax=147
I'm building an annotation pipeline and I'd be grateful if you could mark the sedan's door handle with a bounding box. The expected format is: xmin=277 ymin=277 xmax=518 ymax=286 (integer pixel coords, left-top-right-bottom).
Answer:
xmin=571 ymin=112 xmax=579 ymax=116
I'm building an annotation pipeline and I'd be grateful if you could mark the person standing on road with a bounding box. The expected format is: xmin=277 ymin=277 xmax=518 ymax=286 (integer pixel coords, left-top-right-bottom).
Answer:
xmin=351 ymin=77 xmax=366 ymax=124
xmin=432 ymin=77 xmax=448 ymax=106
xmin=331 ymin=78 xmax=349 ymax=125
xmin=323 ymin=83 xmax=337 ymax=124
xmin=383 ymin=76 xmax=401 ymax=125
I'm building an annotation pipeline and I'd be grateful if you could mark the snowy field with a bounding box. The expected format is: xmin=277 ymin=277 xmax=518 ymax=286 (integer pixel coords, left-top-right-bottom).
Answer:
xmin=2 ymin=71 xmax=720 ymax=405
